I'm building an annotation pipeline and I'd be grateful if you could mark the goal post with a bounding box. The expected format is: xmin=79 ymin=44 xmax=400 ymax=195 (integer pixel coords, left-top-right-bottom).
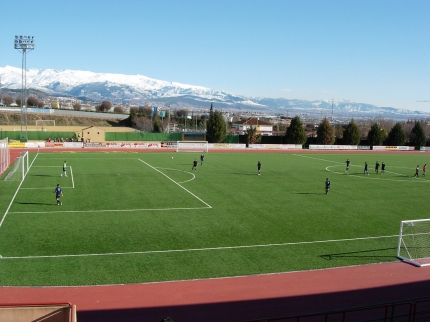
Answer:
xmin=397 ymin=219 xmax=430 ymax=267
xmin=0 ymin=138 xmax=10 ymax=176
xmin=176 ymin=141 xmax=208 ymax=153
xmin=4 ymin=151 xmax=29 ymax=182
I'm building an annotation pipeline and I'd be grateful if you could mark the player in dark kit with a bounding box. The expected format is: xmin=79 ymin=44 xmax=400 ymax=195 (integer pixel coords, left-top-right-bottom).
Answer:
xmin=381 ymin=162 xmax=386 ymax=174
xmin=325 ymin=178 xmax=331 ymax=194
xmin=54 ymin=184 xmax=63 ymax=205
xmin=257 ymin=161 xmax=261 ymax=175
xmin=364 ymin=162 xmax=369 ymax=175
xmin=192 ymin=159 xmax=198 ymax=171
xmin=375 ymin=161 xmax=380 ymax=174
xmin=423 ymin=164 xmax=426 ymax=177
xmin=200 ymin=153 xmax=205 ymax=165
xmin=345 ymin=159 xmax=350 ymax=171
xmin=414 ymin=165 xmax=419 ymax=177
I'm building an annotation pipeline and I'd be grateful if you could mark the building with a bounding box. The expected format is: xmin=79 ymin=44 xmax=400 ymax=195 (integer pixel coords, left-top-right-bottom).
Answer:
xmin=231 ymin=117 xmax=274 ymax=135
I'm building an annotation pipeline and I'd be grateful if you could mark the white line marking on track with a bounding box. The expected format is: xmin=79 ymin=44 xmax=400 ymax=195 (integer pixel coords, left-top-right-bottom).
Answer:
xmin=0 ymin=234 xmax=398 ymax=260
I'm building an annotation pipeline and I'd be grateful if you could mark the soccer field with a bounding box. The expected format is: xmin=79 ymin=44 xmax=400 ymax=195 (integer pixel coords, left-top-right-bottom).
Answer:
xmin=0 ymin=151 xmax=429 ymax=286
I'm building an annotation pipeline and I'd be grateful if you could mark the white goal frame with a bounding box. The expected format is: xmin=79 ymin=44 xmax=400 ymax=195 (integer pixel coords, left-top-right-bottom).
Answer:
xmin=36 ymin=120 xmax=55 ymax=127
xmin=176 ymin=141 xmax=208 ymax=153
xmin=4 ymin=151 xmax=29 ymax=182
xmin=397 ymin=218 xmax=430 ymax=267
xmin=0 ymin=138 xmax=10 ymax=176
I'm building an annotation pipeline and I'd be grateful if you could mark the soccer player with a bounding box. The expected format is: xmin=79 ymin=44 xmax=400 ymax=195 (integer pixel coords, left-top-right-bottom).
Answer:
xmin=381 ymin=162 xmax=386 ymax=174
xmin=423 ymin=164 xmax=427 ymax=177
xmin=325 ymin=178 xmax=330 ymax=195
xmin=192 ymin=159 xmax=198 ymax=171
xmin=61 ymin=160 xmax=67 ymax=177
xmin=414 ymin=165 xmax=419 ymax=177
xmin=257 ymin=161 xmax=261 ymax=175
xmin=54 ymin=184 xmax=63 ymax=205
xmin=200 ymin=153 xmax=205 ymax=165
xmin=375 ymin=161 xmax=380 ymax=174
xmin=364 ymin=162 xmax=369 ymax=175
xmin=345 ymin=159 xmax=350 ymax=171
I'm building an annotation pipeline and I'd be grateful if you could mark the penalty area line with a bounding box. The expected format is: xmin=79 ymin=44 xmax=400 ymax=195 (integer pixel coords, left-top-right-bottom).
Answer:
xmin=8 ymin=206 xmax=211 ymax=215
xmin=0 ymin=234 xmax=398 ymax=260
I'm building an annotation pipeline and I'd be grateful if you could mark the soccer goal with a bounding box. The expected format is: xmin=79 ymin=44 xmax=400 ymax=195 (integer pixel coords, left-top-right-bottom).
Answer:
xmin=176 ymin=141 xmax=208 ymax=153
xmin=397 ymin=219 xmax=430 ymax=267
xmin=35 ymin=120 xmax=55 ymax=127
xmin=4 ymin=151 xmax=29 ymax=182
xmin=0 ymin=138 xmax=10 ymax=176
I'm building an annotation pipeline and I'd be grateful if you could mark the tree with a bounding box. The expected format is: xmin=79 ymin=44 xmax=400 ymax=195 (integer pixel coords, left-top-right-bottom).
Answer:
xmin=73 ymin=101 xmax=82 ymax=111
xmin=206 ymin=103 xmax=226 ymax=143
xmin=409 ymin=122 xmax=426 ymax=146
xmin=113 ymin=105 xmax=125 ymax=114
xmin=343 ymin=119 xmax=361 ymax=145
xmin=246 ymin=125 xmax=261 ymax=144
xmin=367 ymin=123 xmax=387 ymax=146
xmin=27 ymin=96 xmax=38 ymax=107
xmin=285 ymin=116 xmax=307 ymax=144
xmin=334 ymin=124 xmax=344 ymax=142
xmin=3 ymin=96 xmax=14 ymax=106
xmin=316 ymin=118 xmax=335 ymax=144
xmin=16 ymin=98 xmax=22 ymax=107
xmin=37 ymin=100 xmax=45 ymax=108
xmin=97 ymin=100 xmax=112 ymax=112
xmin=387 ymin=122 xmax=406 ymax=146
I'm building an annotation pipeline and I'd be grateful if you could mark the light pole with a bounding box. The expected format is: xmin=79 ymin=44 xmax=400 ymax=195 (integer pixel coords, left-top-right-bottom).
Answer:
xmin=14 ymin=35 xmax=35 ymax=142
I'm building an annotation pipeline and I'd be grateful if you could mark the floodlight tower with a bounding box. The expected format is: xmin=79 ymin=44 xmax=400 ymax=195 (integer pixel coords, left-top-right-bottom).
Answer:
xmin=14 ymin=35 xmax=35 ymax=142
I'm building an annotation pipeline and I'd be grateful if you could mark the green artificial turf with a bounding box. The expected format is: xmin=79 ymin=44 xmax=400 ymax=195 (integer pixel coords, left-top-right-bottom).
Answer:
xmin=0 ymin=151 xmax=428 ymax=286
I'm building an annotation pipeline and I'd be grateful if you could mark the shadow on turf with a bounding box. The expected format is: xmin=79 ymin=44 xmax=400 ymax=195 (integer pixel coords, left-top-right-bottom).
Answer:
xmin=31 ymin=174 xmax=53 ymax=177
xmin=320 ymin=247 xmax=396 ymax=260
xmin=17 ymin=202 xmax=57 ymax=206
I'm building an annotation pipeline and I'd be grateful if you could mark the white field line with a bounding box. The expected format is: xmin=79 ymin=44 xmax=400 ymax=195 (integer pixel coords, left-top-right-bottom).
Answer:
xmin=0 ymin=152 xmax=39 ymax=228
xmin=0 ymin=234 xmax=399 ymax=260
xmin=8 ymin=206 xmax=210 ymax=215
xmin=138 ymin=158 xmax=212 ymax=209
xmin=293 ymin=154 xmax=430 ymax=183
xmin=156 ymin=167 xmax=196 ymax=183
xmin=70 ymin=166 xmax=75 ymax=188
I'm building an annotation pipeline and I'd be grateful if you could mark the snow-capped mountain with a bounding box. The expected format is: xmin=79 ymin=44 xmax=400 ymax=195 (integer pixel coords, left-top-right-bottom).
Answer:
xmin=0 ymin=65 xmax=427 ymax=119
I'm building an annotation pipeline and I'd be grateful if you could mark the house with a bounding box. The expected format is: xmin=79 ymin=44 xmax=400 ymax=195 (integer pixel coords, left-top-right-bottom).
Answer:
xmin=79 ymin=126 xmax=105 ymax=143
xmin=231 ymin=117 xmax=274 ymax=135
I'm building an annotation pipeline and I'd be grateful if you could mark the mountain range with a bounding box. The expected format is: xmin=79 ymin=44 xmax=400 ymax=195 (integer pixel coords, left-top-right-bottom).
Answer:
xmin=0 ymin=65 xmax=428 ymax=120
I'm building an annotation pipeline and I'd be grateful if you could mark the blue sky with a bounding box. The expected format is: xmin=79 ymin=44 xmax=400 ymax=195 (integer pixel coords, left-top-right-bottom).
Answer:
xmin=1 ymin=0 xmax=429 ymax=111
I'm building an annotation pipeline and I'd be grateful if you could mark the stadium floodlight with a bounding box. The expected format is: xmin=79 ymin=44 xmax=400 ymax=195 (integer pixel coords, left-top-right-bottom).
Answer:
xmin=14 ymin=35 xmax=35 ymax=142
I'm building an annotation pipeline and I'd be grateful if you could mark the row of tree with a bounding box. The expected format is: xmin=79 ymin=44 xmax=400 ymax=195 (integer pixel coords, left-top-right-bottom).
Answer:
xmin=285 ymin=117 xmax=427 ymax=146
xmin=0 ymin=94 xmax=45 ymax=108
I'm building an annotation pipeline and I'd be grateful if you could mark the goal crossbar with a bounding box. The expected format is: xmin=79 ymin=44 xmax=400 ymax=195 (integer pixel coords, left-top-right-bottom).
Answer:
xmin=397 ymin=219 xmax=430 ymax=267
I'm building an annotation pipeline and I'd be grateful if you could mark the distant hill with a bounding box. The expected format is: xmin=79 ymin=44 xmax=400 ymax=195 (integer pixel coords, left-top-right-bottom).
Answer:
xmin=1 ymin=65 xmax=429 ymax=119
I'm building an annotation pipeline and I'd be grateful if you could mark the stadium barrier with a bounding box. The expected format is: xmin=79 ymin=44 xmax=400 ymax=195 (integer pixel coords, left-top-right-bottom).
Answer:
xmin=0 ymin=303 xmax=76 ymax=322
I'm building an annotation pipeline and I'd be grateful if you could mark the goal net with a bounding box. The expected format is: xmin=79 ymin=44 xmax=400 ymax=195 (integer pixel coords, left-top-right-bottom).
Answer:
xmin=176 ymin=141 xmax=208 ymax=153
xmin=397 ymin=219 xmax=430 ymax=267
xmin=35 ymin=120 xmax=55 ymax=127
xmin=0 ymin=138 xmax=10 ymax=176
xmin=4 ymin=151 xmax=29 ymax=182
